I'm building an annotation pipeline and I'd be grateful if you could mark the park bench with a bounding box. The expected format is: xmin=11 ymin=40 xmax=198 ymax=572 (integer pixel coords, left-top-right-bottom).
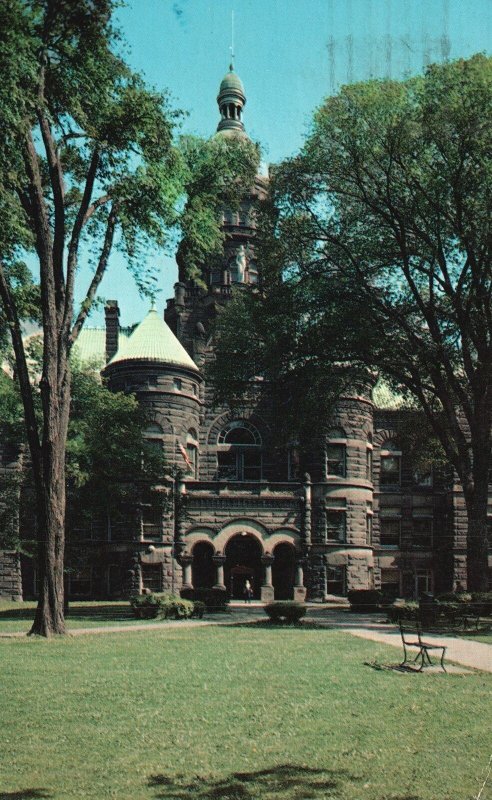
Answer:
xmin=399 ymin=622 xmax=447 ymax=672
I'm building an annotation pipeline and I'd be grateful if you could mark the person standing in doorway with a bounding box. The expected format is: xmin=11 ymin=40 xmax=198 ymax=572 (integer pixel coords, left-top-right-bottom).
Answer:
xmin=244 ymin=579 xmax=253 ymax=602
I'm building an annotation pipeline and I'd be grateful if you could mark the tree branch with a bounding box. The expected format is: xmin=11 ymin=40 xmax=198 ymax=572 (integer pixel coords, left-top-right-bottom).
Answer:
xmin=37 ymin=108 xmax=65 ymax=312
xmin=70 ymin=205 xmax=118 ymax=343
xmin=0 ymin=260 xmax=42 ymax=479
xmin=62 ymin=147 xmax=101 ymax=339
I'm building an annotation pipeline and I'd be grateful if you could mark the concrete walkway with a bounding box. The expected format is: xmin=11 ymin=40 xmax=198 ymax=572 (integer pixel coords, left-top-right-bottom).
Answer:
xmin=345 ymin=627 xmax=492 ymax=673
xmin=301 ymin=606 xmax=492 ymax=672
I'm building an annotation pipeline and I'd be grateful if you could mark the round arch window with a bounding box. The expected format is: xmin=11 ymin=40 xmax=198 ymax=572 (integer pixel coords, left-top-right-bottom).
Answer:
xmin=217 ymin=421 xmax=262 ymax=481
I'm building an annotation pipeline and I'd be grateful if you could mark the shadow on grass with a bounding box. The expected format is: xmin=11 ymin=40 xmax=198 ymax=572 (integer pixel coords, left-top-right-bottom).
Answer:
xmin=0 ymin=603 xmax=134 ymax=624
xmin=149 ymin=764 xmax=356 ymax=799
xmin=0 ymin=790 xmax=52 ymax=799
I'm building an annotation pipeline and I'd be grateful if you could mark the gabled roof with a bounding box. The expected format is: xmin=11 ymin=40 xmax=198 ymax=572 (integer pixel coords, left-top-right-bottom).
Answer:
xmin=73 ymin=328 xmax=128 ymax=367
xmin=107 ymin=309 xmax=199 ymax=372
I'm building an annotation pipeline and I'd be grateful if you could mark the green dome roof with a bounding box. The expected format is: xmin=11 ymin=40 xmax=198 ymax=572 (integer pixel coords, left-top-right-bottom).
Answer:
xmin=218 ymin=68 xmax=245 ymax=97
xmin=107 ymin=309 xmax=199 ymax=372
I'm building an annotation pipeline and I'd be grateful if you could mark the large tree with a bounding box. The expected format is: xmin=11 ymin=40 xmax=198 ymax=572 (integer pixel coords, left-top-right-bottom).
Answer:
xmin=213 ymin=55 xmax=492 ymax=590
xmin=0 ymin=0 xmax=258 ymax=635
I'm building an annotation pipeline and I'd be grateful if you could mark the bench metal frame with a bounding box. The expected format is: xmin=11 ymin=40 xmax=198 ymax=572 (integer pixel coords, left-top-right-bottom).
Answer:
xmin=399 ymin=622 xmax=447 ymax=672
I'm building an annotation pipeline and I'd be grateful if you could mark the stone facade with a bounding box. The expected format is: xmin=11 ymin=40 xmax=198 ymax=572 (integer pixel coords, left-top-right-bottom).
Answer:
xmin=3 ymin=66 xmax=492 ymax=601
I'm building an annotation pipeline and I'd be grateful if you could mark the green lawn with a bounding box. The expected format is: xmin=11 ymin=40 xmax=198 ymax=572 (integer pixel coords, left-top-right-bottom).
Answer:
xmin=0 ymin=627 xmax=491 ymax=800
xmin=0 ymin=600 xmax=177 ymax=633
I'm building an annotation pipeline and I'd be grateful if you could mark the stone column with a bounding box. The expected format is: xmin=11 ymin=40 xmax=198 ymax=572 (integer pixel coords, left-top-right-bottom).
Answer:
xmin=303 ymin=473 xmax=312 ymax=546
xmin=213 ymin=554 xmax=226 ymax=589
xmin=181 ymin=555 xmax=193 ymax=589
xmin=261 ymin=554 xmax=274 ymax=603
xmin=294 ymin=560 xmax=307 ymax=602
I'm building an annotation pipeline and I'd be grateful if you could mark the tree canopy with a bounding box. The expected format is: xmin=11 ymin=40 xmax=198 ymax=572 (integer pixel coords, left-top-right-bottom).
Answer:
xmin=0 ymin=0 xmax=258 ymax=634
xmin=212 ymin=54 xmax=492 ymax=589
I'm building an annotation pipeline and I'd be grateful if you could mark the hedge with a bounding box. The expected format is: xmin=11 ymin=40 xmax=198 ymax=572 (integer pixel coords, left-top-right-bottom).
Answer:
xmin=264 ymin=601 xmax=306 ymax=624
xmin=347 ymin=590 xmax=383 ymax=612
xmin=130 ymin=593 xmax=195 ymax=620
xmin=180 ymin=586 xmax=228 ymax=612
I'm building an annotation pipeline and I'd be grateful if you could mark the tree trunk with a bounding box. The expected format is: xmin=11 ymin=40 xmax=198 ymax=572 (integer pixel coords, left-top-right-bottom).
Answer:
xmin=463 ymin=480 xmax=490 ymax=593
xmin=29 ymin=368 xmax=71 ymax=637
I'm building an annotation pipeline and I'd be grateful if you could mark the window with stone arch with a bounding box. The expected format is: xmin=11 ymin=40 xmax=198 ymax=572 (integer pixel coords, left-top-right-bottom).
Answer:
xmin=380 ymin=439 xmax=402 ymax=487
xmin=326 ymin=427 xmax=347 ymax=478
xmin=217 ymin=420 xmax=262 ymax=481
xmin=247 ymin=259 xmax=259 ymax=285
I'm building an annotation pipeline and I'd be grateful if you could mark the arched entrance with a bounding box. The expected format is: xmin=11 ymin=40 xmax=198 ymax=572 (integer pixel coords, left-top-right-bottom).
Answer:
xmin=225 ymin=534 xmax=263 ymax=600
xmin=192 ymin=542 xmax=215 ymax=589
xmin=272 ymin=542 xmax=296 ymax=600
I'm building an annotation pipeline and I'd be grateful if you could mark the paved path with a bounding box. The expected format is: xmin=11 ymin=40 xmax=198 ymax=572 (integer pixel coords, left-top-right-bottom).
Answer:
xmin=344 ymin=627 xmax=492 ymax=672
xmin=2 ymin=604 xmax=491 ymax=672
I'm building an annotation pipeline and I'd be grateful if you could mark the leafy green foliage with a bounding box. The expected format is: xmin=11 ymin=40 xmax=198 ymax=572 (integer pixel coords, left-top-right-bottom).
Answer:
xmin=180 ymin=586 xmax=229 ymax=612
xmin=347 ymin=590 xmax=383 ymax=611
xmin=263 ymin=601 xmax=306 ymax=624
xmin=130 ymin=593 xmax=195 ymax=620
xmin=66 ymin=364 xmax=168 ymax=523
xmin=213 ymin=55 xmax=492 ymax=588
xmin=265 ymin=56 xmax=492 ymax=472
xmin=177 ymin=135 xmax=260 ymax=285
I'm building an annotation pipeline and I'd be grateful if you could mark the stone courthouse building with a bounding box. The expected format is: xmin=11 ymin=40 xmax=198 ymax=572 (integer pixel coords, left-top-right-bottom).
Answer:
xmin=2 ymin=67 xmax=491 ymax=601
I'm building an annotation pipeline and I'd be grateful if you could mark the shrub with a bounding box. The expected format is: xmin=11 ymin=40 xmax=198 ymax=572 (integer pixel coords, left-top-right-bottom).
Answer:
xmin=181 ymin=587 xmax=228 ymax=612
xmin=159 ymin=596 xmax=194 ymax=620
xmin=471 ymin=592 xmax=492 ymax=616
xmin=386 ymin=600 xmax=419 ymax=623
xmin=437 ymin=592 xmax=472 ymax=603
xmin=347 ymin=590 xmax=383 ymax=612
xmin=437 ymin=601 xmax=464 ymax=622
xmin=191 ymin=600 xmax=206 ymax=619
xmin=130 ymin=593 xmax=194 ymax=620
xmin=264 ymin=601 xmax=306 ymax=625
xmin=130 ymin=593 xmax=161 ymax=619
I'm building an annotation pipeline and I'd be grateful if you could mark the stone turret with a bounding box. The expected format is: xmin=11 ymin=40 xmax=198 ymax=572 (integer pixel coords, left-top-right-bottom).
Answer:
xmin=103 ymin=309 xmax=202 ymax=473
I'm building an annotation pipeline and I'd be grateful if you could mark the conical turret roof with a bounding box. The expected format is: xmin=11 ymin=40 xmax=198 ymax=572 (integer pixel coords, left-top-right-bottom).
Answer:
xmin=108 ymin=309 xmax=198 ymax=372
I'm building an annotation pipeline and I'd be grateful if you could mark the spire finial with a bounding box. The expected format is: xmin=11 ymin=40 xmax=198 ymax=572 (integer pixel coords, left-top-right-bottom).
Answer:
xmin=229 ymin=10 xmax=235 ymax=70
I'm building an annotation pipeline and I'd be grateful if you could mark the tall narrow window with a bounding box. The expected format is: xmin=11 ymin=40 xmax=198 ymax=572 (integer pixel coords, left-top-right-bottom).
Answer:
xmin=380 ymin=440 xmax=401 ymax=486
xmin=141 ymin=507 xmax=162 ymax=540
xmin=326 ymin=428 xmax=347 ymax=477
xmin=412 ymin=518 xmax=433 ymax=549
xmin=326 ymin=511 xmax=346 ymax=542
xmin=380 ymin=518 xmax=401 ymax=547
xmin=186 ymin=429 xmax=198 ymax=479
xmin=366 ymin=447 xmax=373 ymax=481
xmin=287 ymin=443 xmax=300 ymax=480
xmin=380 ymin=569 xmax=400 ymax=599
xmin=141 ymin=563 xmax=162 ymax=593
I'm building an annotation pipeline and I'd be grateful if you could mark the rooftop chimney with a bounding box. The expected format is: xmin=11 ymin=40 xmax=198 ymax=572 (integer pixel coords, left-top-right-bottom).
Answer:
xmin=105 ymin=300 xmax=120 ymax=362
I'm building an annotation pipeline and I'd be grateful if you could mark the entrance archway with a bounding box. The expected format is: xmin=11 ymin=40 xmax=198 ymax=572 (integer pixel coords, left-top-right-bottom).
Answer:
xmin=225 ymin=534 xmax=263 ymax=600
xmin=192 ymin=542 xmax=215 ymax=589
xmin=272 ymin=542 xmax=296 ymax=600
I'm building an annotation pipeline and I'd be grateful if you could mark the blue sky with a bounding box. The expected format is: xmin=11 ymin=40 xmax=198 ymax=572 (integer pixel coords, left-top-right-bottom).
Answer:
xmin=82 ymin=0 xmax=492 ymax=327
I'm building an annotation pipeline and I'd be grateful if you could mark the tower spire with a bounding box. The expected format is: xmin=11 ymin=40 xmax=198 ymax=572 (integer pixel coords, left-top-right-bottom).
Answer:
xmin=216 ymin=56 xmax=247 ymax=137
xmin=229 ymin=10 xmax=235 ymax=71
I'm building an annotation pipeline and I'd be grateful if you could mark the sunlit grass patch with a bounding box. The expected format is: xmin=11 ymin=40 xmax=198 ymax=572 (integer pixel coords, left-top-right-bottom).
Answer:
xmin=0 ymin=626 xmax=490 ymax=799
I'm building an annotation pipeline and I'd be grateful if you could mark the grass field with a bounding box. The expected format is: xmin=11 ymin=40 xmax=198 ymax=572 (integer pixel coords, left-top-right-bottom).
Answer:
xmin=0 ymin=626 xmax=491 ymax=800
xmin=0 ymin=600 xmax=166 ymax=633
